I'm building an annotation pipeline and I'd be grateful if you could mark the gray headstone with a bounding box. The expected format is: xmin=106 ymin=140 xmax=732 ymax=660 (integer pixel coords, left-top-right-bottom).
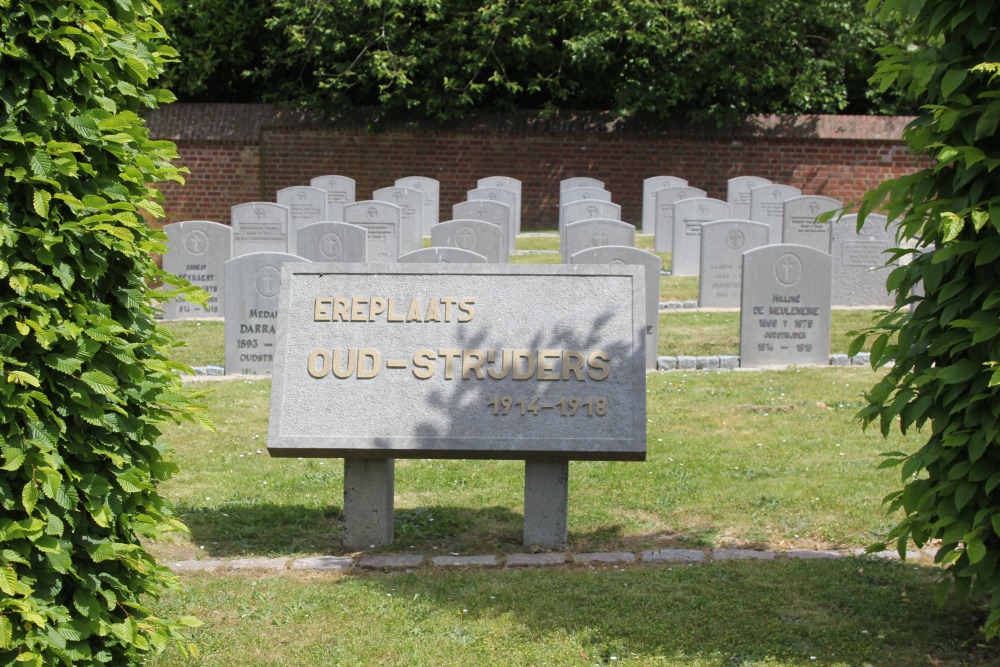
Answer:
xmin=296 ymin=222 xmax=368 ymax=263
xmin=161 ymin=220 xmax=231 ymax=319
xmin=224 ymin=251 xmax=308 ymax=375
xmin=397 ymin=247 xmax=488 ymax=264
xmin=698 ymin=220 xmax=770 ymax=308
xmin=431 ymin=219 xmax=508 ymax=263
xmin=782 ymin=195 xmax=842 ymax=250
xmin=343 ymin=200 xmax=402 ymax=263
xmin=453 ymin=199 xmax=514 ymax=256
xmin=671 ymin=197 xmax=731 ymax=276
xmin=559 ymin=188 xmax=613 ymax=232
xmin=560 ymin=177 xmax=605 ymax=191
xmin=561 ymin=199 xmax=622 ymax=227
xmin=739 ymin=244 xmax=832 ymax=367
xmin=653 ymin=186 xmax=706 ymax=252
xmin=373 ymin=186 xmax=423 ymax=255
xmin=478 ymin=177 xmax=523 ymax=235
xmin=561 ymin=219 xmax=636 ymax=264
xmin=395 ymin=175 xmax=440 ymax=236
xmin=642 ymin=176 xmax=688 ymax=234
xmin=467 ymin=187 xmax=519 ymax=238
xmin=571 ymin=246 xmax=661 ymax=371
xmin=727 ymin=176 xmax=772 ymax=220
xmin=310 ymin=175 xmax=356 ymax=222
xmin=277 ymin=186 xmax=329 ymax=248
xmin=830 ymin=214 xmax=895 ymax=307
xmin=748 ymin=184 xmax=802 ymax=239
xmin=231 ymin=202 xmax=290 ymax=256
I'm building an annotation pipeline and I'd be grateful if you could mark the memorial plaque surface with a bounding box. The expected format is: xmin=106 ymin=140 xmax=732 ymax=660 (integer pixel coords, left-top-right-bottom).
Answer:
xmin=727 ymin=176 xmax=772 ymax=220
xmin=310 ymin=175 xmax=356 ymax=222
xmin=431 ymin=219 xmax=508 ymax=263
xmin=698 ymin=220 xmax=770 ymax=308
xmin=670 ymin=197 xmax=731 ymax=276
xmin=267 ymin=264 xmax=646 ymax=460
xmin=397 ymin=247 xmax=487 ymax=264
xmin=477 ymin=177 xmax=523 ymax=234
xmin=561 ymin=200 xmax=622 ymax=227
xmin=830 ymin=214 xmax=894 ymax=307
xmin=739 ymin=244 xmax=832 ymax=367
xmin=231 ymin=202 xmax=290 ymax=256
xmin=748 ymin=184 xmax=801 ymax=238
xmin=162 ymin=220 xmax=231 ymax=319
xmin=296 ymin=222 xmax=368 ymax=263
xmin=395 ymin=175 xmax=440 ymax=236
xmin=782 ymin=195 xmax=841 ymax=250
xmin=560 ymin=177 xmax=605 ymax=191
xmin=642 ymin=176 xmax=688 ymax=233
xmin=344 ymin=201 xmax=402 ymax=263
xmin=277 ymin=186 xmax=329 ymax=247
xmin=561 ymin=219 xmax=635 ymax=263
xmin=224 ymin=252 xmax=308 ymax=375
xmin=373 ymin=186 xmax=423 ymax=255
xmin=653 ymin=186 xmax=706 ymax=252
xmin=453 ymin=199 xmax=513 ymax=255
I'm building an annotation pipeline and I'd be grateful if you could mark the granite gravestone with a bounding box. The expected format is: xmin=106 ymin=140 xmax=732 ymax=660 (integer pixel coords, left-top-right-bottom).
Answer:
xmin=310 ymin=175 xmax=356 ymax=222
xmin=477 ymin=176 xmax=522 ymax=234
xmin=277 ymin=186 xmax=329 ymax=251
xmin=642 ymin=176 xmax=688 ymax=234
xmin=373 ymin=186 xmax=423 ymax=255
xmin=296 ymin=222 xmax=368 ymax=264
xmin=343 ymin=201 xmax=402 ymax=263
xmin=561 ymin=219 xmax=636 ymax=264
xmin=467 ymin=186 xmax=519 ymax=240
xmin=739 ymin=244 xmax=832 ymax=368
xmin=397 ymin=247 xmax=488 ymax=264
xmin=830 ymin=214 xmax=895 ymax=307
xmin=670 ymin=197 xmax=731 ymax=276
xmin=224 ymin=251 xmax=308 ymax=375
xmin=560 ymin=177 xmax=605 ymax=191
xmin=161 ymin=220 xmax=231 ymax=319
xmin=571 ymin=246 xmax=661 ymax=371
xmin=453 ymin=199 xmax=514 ymax=256
xmin=749 ymin=184 xmax=802 ymax=240
xmin=231 ymin=202 xmax=290 ymax=256
xmin=431 ymin=219 xmax=508 ymax=263
xmin=727 ymin=176 xmax=772 ymax=220
xmin=782 ymin=195 xmax=841 ymax=251
xmin=698 ymin=219 xmax=770 ymax=308
xmin=559 ymin=188 xmax=613 ymax=231
xmin=395 ymin=175 xmax=440 ymax=236
xmin=561 ymin=200 xmax=622 ymax=227
xmin=653 ymin=186 xmax=706 ymax=252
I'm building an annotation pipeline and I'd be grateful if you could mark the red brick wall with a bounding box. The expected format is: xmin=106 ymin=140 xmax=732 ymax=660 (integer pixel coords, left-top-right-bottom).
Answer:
xmin=148 ymin=105 xmax=926 ymax=230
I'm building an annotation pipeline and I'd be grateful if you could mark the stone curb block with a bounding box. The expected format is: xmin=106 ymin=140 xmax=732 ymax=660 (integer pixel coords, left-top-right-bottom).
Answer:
xmin=642 ymin=549 xmax=705 ymax=563
xmin=712 ymin=548 xmax=776 ymax=561
xmin=719 ymin=355 xmax=740 ymax=369
xmin=573 ymin=552 xmax=636 ymax=565
xmin=696 ymin=355 xmax=719 ymax=370
xmin=851 ymin=352 xmax=871 ymax=366
xmin=786 ymin=550 xmax=842 ymax=560
xmin=168 ymin=559 xmax=225 ymax=573
xmin=230 ymin=557 xmax=289 ymax=571
xmin=432 ymin=555 xmax=499 ymax=568
xmin=360 ymin=554 xmax=425 ymax=570
xmin=657 ymin=356 xmax=677 ymax=371
xmin=829 ymin=354 xmax=850 ymax=366
xmin=506 ymin=553 xmax=567 ymax=568
xmin=676 ymin=355 xmax=697 ymax=370
xmin=292 ymin=556 xmax=354 ymax=571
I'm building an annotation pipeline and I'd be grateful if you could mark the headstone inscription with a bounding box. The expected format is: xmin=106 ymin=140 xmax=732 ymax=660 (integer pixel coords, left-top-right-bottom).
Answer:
xmin=739 ymin=244 xmax=832 ymax=368
xmin=431 ymin=219 xmax=508 ymax=263
xmin=373 ymin=186 xmax=423 ymax=255
xmin=467 ymin=186 xmax=519 ymax=240
xmin=395 ymin=175 xmax=440 ymax=236
xmin=570 ymin=246 xmax=661 ymax=371
xmin=830 ymin=213 xmax=895 ymax=307
xmin=653 ymin=186 xmax=706 ymax=252
xmin=310 ymin=175 xmax=356 ymax=222
xmin=453 ymin=199 xmax=514 ymax=256
xmin=343 ymin=201 xmax=402 ymax=263
xmin=296 ymin=222 xmax=368 ymax=263
xmin=267 ymin=263 xmax=647 ymax=549
xmin=277 ymin=186 xmax=329 ymax=251
xmin=231 ymin=202 xmax=290 ymax=256
xmin=642 ymin=176 xmax=688 ymax=234
xmin=670 ymin=197 xmax=731 ymax=276
xmin=782 ymin=195 xmax=841 ymax=250
xmin=697 ymin=220 xmax=770 ymax=308
xmin=560 ymin=177 xmax=605 ymax=191
xmin=727 ymin=176 xmax=772 ymax=220
xmin=224 ymin=251 xmax=308 ymax=375
xmin=477 ymin=176 xmax=522 ymax=234
xmin=561 ymin=219 xmax=636 ymax=264
xmin=748 ymin=184 xmax=802 ymax=239
xmin=397 ymin=247 xmax=488 ymax=264
xmin=161 ymin=220 xmax=231 ymax=319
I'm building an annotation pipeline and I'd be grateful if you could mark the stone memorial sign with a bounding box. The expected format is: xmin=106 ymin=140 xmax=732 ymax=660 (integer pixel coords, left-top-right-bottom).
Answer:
xmin=561 ymin=199 xmax=622 ymax=227
xmin=739 ymin=244 xmax=832 ymax=367
xmin=831 ymin=214 xmax=895 ymax=307
xmin=571 ymin=246 xmax=661 ymax=371
xmin=397 ymin=247 xmax=487 ymax=264
xmin=161 ymin=220 xmax=231 ymax=319
xmin=431 ymin=219 xmax=508 ymax=263
xmin=698 ymin=220 xmax=770 ymax=308
xmin=453 ymin=199 xmax=514 ymax=255
xmin=749 ymin=184 xmax=802 ymax=239
xmin=653 ymin=186 xmax=706 ymax=252
xmin=395 ymin=175 xmax=440 ymax=236
xmin=310 ymin=175 xmax=356 ymax=222
xmin=277 ymin=186 xmax=329 ymax=248
xmin=373 ymin=186 xmax=423 ymax=255
xmin=727 ymin=176 xmax=772 ymax=220
xmin=224 ymin=251 xmax=307 ymax=375
xmin=343 ymin=201 xmax=402 ymax=263
xmin=561 ymin=219 xmax=635 ymax=264
xmin=231 ymin=202 xmax=290 ymax=256
xmin=467 ymin=187 xmax=519 ymax=239
xmin=671 ymin=197 xmax=731 ymax=276
xmin=560 ymin=177 xmax=605 ymax=191
xmin=296 ymin=222 xmax=368 ymax=263
xmin=642 ymin=176 xmax=688 ymax=234
xmin=782 ymin=195 xmax=841 ymax=250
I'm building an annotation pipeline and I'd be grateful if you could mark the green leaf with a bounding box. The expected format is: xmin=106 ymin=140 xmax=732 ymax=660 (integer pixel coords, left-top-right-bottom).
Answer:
xmin=21 ymin=482 xmax=38 ymax=514
xmin=80 ymin=370 xmax=118 ymax=395
xmin=0 ymin=615 xmax=11 ymax=649
xmin=32 ymin=190 xmax=51 ymax=218
xmin=940 ymin=68 xmax=967 ymax=101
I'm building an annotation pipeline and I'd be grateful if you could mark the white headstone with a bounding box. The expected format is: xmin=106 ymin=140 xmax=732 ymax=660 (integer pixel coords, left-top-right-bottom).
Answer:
xmin=161 ymin=220 xmax=231 ymax=319
xmin=642 ymin=176 xmax=688 ymax=234
xmin=373 ymin=186 xmax=423 ymax=255
xmin=277 ymin=186 xmax=329 ymax=249
xmin=782 ymin=195 xmax=842 ymax=250
xmin=653 ymin=186 xmax=706 ymax=252
xmin=467 ymin=186 xmax=520 ymax=238
xmin=727 ymin=176 xmax=772 ymax=220
xmin=560 ymin=177 xmax=605 ymax=192
xmin=671 ymin=197 xmax=731 ymax=276
xmin=561 ymin=219 xmax=636 ymax=264
xmin=343 ymin=201 xmax=402 ymax=263
xmin=559 ymin=188 xmax=613 ymax=231
xmin=830 ymin=214 xmax=895 ymax=307
xmin=748 ymin=184 xmax=802 ymax=239
xmin=310 ymin=175 xmax=356 ymax=222
xmin=395 ymin=175 xmax=440 ymax=236
xmin=296 ymin=222 xmax=368 ymax=263
xmin=697 ymin=220 xmax=770 ymax=308
xmin=231 ymin=202 xmax=290 ymax=256
xmin=397 ymin=247 xmax=488 ymax=264
xmin=561 ymin=200 xmax=622 ymax=227
xmin=453 ymin=199 xmax=514 ymax=256
xmin=431 ymin=219 xmax=508 ymax=263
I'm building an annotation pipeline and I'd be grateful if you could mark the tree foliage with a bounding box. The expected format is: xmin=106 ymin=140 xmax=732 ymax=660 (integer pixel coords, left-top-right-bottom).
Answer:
xmin=852 ymin=0 xmax=1000 ymax=639
xmin=0 ymin=0 xmax=206 ymax=663
xmin=160 ymin=0 xmax=914 ymax=124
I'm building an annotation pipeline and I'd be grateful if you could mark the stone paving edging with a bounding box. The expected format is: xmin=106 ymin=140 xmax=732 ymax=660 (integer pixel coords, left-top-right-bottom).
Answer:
xmin=166 ymin=545 xmax=936 ymax=574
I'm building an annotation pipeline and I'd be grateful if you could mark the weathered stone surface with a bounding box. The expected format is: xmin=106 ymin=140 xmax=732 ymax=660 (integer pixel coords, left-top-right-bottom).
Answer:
xmin=162 ymin=220 xmax=231 ymax=319
xmin=719 ymin=355 xmax=740 ymax=369
xmin=292 ymin=556 xmax=354 ymax=571
xmin=642 ymin=549 xmax=705 ymax=563
xmin=230 ymin=557 xmax=289 ymax=571
xmin=432 ymin=555 xmax=499 ymax=568
xmin=395 ymin=175 xmax=440 ymax=236
xmin=477 ymin=176 xmax=522 ymax=234
xmin=277 ymin=186 xmax=328 ymax=243
xmin=786 ymin=550 xmax=842 ymax=560
xmin=782 ymin=195 xmax=841 ymax=250
xmin=467 ymin=187 xmax=519 ymax=240
xmin=561 ymin=199 xmax=622 ymax=235
xmin=397 ymin=247 xmax=488 ymax=264
xmin=561 ymin=219 xmax=635 ymax=264
xmin=373 ymin=186 xmax=423 ymax=255
xmin=359 ymin=554 xmax=425 ymax=570
xmin=698 ymin=219 xmax=770 ymax=308
xmin=310 ymin=174 xmax=356 ymax=222
xmin=658 ymin=356 xmax=678 ymax=371
xmin=231 ymin=202 xmax=290 ymax=256
xmin=167 ymin=559 xmax=225 ymax=573
xmin=453 ymin=199 xmax=514 ymax=255
xmin=431 ymin=219 xmax=508 ymax=263
xmin=643 ymin=176 xmax=688 ymax=234
xmin=696 ymin=356 xmax=719 ymax=370
xmin=671 ymin=198 xmax=731 ymax=276
xmin=830 ymin=214 xmax=895 ymax=307
xmin=748 ymin=183 xmax=801 ymax=239
xmin=343 ymin=200 xmax=402 ymax=263
xmin=523 ymin=460 xmax=569 ymax=549
xmin=573 ymin=552 xmax=636 ymax=565
xmin=344 ymin=458 xmax=395 ymax=551
xmin=712 ymin=548 xmax=776 ymax=561
xmin=560 ymin=177 xmax=605 ymax=191
xmin=727 ymin=176 xmax=772 ymax=220
xmin=296 ymin=221 xmax=368 ymax=263
xmin=654 ymin=186 xmax=706 ymax=253
xmin=830 ymin=353 xmax=850 ymax=366
xmin=676 ymin=356 xmax=697 ymax=370
xmin=506 ymin=552 xmax=567 ymax=568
